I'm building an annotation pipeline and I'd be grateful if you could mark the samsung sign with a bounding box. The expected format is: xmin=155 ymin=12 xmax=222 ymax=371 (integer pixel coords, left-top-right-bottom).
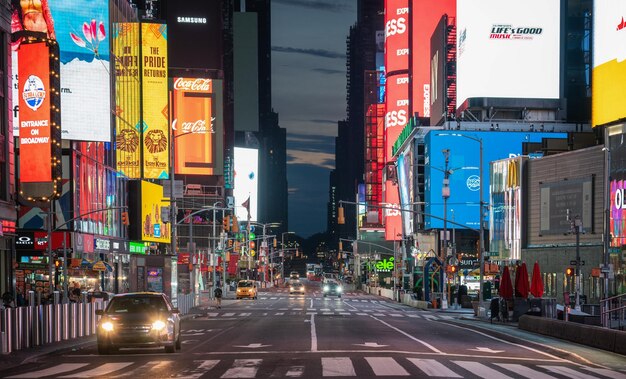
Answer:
xmin=177 ymin=17 xmax=207 ymax=24
xmin=424 ymin=130 xmax=567 ymax=229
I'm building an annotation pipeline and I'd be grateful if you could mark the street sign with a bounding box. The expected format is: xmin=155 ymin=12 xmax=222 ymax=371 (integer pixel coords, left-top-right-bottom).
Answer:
xmin=487 ymin=251 xmax=499 ymax=257
xmin=570 ymin=260 xmax=585 ymax=266
xmin=161 ymin=180 xmax=184 ymax=198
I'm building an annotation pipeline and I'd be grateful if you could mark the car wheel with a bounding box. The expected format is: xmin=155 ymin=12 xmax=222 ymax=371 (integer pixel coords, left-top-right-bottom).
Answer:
xmin=165 ymin=343 xmax=176 ymax=353
xmin=323 ymin=294 xmax=327 ymax=298
xmin=97 ymin=342 xmax=109 ymax=355
xmin=338 ymin=295 xmax=342 ymax=298
xmin=176 ymin=336 xmax=182 ymax=350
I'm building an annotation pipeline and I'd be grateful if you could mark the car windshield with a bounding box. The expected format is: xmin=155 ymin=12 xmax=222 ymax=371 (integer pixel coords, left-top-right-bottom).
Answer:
xmin=238 ymin=281 xmax=253 ymax=288
xmin=107 ymin=296 xmax=169 ymax=314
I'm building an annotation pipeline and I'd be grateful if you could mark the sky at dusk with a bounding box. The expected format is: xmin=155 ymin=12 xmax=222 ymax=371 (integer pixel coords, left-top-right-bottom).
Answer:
xmin=271 ymin=0 xmax=356 ymax=238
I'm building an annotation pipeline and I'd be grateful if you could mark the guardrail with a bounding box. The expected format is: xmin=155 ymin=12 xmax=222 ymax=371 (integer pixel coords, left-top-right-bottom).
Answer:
xmin=0 ymin=291 xmax=196 ymax=354
xmin=601 ymin=293 xmax=626 ymax=329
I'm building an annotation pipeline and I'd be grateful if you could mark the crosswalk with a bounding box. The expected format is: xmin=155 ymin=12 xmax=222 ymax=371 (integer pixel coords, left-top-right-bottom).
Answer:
xmin=6 ymin=357 xmax=626 ymax=378
xmin=198 ymin=310 xmax=454 ymax=320
xmin=269 ymin=290 xmax=360 ymax=296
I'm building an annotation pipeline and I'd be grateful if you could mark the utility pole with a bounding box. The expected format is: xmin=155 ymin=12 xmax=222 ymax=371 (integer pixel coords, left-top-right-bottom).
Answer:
xmin=569 ymin=211 xmax=583 ymax=311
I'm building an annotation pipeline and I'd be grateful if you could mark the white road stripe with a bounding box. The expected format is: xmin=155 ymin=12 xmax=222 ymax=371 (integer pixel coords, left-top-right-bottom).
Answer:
xmin=285 ymin=365 xmax=305 ymax=377
xmin=494 ymin=363 xmax=557 ymax=379
xmin=407 ymin=358 xmax=462 ymax=378
xmin=7 ymin=363 xmax=89 ymax=378
xmin=540 ymin=365 xmax=600 ymax=379
xmin=239 ymin=313 xmax=251 ymax=316
xmin=357 ymin=313 xmax=368 ymax=316
xmin=292 ymin=308 xmax=303 ymax=311
xmin=372 ymin=313 xmax=385 ymax=316
xmin=279 ymin=308 xmax=289 ymax=311
xmin=370 ymin=316 xmax=442 ymax=354
xmin=583 ymin=367 xmax=626 ymax=379
xmin=389 ymin=313 xmax=403 ymax=317
xmin=176 ymin=360 xmax=220 ymax=379
xmin=408 ymin=315 xmax=420 ymax=318
xmin=453 ymin=361 xmax=514 ymax=379
xmin=423 ymin=314 xmax=438 ymax=320
xmin=310 ymin=313 xmax=318 ymax=352
xmin=339 ymin=312 xmax=351 ymax=315
xmin=222 ymin=313 xmax=235 ymax=317
xmin=439 ymin=315 xmax=454 ymax=320
xmin=112 ymin=361 xmax=173 ymax=378
xmin=365 ymin=357 xmax=409 ymax=376
xmin=221 ymin=359 xmax=262 ymax=378
xmin=323 ymin=312 xmax=333 ymax=315
xmin=275 ymin=312 xmax=284 ymax=315
xmin=322 ymin=357 xmax=355 ymax=377
xmin=59 ymin=362 xmax=134 ymax=378
xmin=321 ymin=308 xmax=331 ymax=311
xmin=206 ymin=312 xmax=218 ymax=317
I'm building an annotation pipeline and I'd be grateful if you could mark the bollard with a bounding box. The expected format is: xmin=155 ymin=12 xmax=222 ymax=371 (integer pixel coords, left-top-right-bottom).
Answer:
xmin=85 ymin=303 xmax=91 ymax=336
xmin=53 ymin=291 xmax=60 ymax=305
xmin=70 ymin=302 xmax=77 ymax=339
xmin=28 ymin=291 xmax=34 ymax=308
xmin=77 ymin=303 xmax=84 ymax=338
xmin=3 ymin=309 xmax=11 ymax=353
xmin=42 ymin=305 xmax=50 ymax=344
xmin=62 ymin=303 xmax=69 ymax=340
xmin=32 ymin=305 xmax=40 ymax=347
xmin=21 ymin=306 xmax=28 ymax=349
xmin=54 ymin=303 xmax=61 ymax=342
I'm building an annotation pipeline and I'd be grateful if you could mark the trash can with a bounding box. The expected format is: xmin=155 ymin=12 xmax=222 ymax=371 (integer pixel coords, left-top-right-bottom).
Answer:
xmin=490 ymin=297 xmax=500 ymax=322
xmin=482 ymin=281 xmax=492 ymax=300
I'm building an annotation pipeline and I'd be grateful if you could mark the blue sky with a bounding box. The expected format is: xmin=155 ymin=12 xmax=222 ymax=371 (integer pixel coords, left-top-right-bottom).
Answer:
xmin=271 ymin=0 xmax=356 ymax=237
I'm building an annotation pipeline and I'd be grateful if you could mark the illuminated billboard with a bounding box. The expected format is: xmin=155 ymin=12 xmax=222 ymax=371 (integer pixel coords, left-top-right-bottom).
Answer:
xmin=113 ymin=22 xmax=141 ymax=178
xmin=234 ymin=147 xmax=258 ymax=222
xmin=141 ymin=22 xmax=169 ymax=179
xmin=17 ymin=39 xmax=62 ymax=201
xmin=456 ymin=0 xmax=560 ymax=109
xmin=592 ymin=0 xmax=626 ymax=127
xmin=49 ymin=0 xmax=111 ymax=141
xmin=140 ymin=181 xmax=170 ymax=243
xmin=411 ymin=0 xmax=455 ymax=118
xmin=385 ymin=0 xmax=410 ymax=74
xmin=424 ymin=131 xmax=567 ymax=230
xmin=172 ymin=78 xmax=217 ymax=175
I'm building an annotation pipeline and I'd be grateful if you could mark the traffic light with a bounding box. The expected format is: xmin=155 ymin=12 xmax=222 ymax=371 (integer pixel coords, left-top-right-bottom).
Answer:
xmin=273 ymin=238 xmax=277 ymax=248
xmin=249 ymin=241 xmax=255 ymax=249
xmin=339 ymin=241 xmax=343 ymax=251
xmin=337 ymin=205 xmax=345 ymax=225
xmin=121 ymin=211 xmax=130 ymax=226
xmin=450 ymin=265 xmax=457 ymax=274
xmin=223 ymin=216 xmax=230 ymax=232
xmin=566 ymin=267 xmax=575 ymax=276
xmin=231 ymin=216 xmax=239 ymax=232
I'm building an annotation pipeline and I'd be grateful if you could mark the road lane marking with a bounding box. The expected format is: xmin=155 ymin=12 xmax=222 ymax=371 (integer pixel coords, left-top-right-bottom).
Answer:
xmin=174 ymin=360 xmax=220 ymax=378
xmin=453 ymin=361 xmax=514 ymax=379
xmin=206 ymin=313 xmax=218 ymax=317
xmin=221 ymin=359 xmax=262 ymax=378
xmin=222 ymin=313 xmax=235 ymax=317
xmin=310 ymin=299 xmax=314 ymax=308
xmin=389 ymin=313 xmax=403 ymax=317
xmin=540 ymin=366 xmax=599 ymax=379
xmin=59 ymin=363 xmax=134 ymax=378
xmin=365 ymin=357 xmax=409 ymax=376
xmin=321 ymin=357 xmax=355 ymax=377
xmin=111 ymin=361 xmax=173 ymax=378
xmin=339 ymin=312 xmax=351 ymax=315
xmin=285 ymin=365 xmax=305 ymax=377
xmin=407 ymin=358 xmax=462 ymax=377
xmin=310 ymin=313 xmax=318 ymax=352
xmin=494 ymin=363 xmax=556 ymax=379
xmin=370 ymin=315 xmax=443 ymax=354
xmin=582 ymin=367 xmax=626 ymax=379
xmin=356 ymin=313 xmax=368 ymax=316
xmin=6 ymin=364 xmax=89 ymax=378
xmin=239 ymin=313 xmax=251 ymax=316
xmin=275 ymin=312 xmax=284 ymax=315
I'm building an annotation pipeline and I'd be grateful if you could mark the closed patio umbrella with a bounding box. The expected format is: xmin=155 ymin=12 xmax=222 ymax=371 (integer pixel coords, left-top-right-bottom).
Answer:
xmin=515 ymin=262 xmax=529 ymax=299
xmin=499 ymin=266 xmax=513 ymax=300
xmin=530 ymin=261 xmax=544 ymax=298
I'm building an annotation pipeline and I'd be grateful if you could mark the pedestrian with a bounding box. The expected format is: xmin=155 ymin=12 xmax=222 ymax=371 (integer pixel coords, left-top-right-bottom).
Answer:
xmin=15 ymin=287 xmax=26 ymax=307
xmin=69 ymin=282 xmax=81 ymax=303
xmin=1 ymin=291 xmax=14 ymax=308
xmin=214 ymin=286 xmax=222 ymax=309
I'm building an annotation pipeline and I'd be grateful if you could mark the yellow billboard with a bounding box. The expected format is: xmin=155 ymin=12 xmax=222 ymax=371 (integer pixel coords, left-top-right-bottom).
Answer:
xmin=114 ymin=22 xmax=141 ymax=178
xmin=141 ymin=22 xmax=169 ymax=178
xmin=141 ymin=180 xmax=171 ymax=243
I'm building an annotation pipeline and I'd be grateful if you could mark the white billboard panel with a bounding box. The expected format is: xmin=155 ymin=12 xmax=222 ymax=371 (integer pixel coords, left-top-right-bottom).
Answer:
xmin=456 ymin=0 xmax=560 ymax=108
xmin=234 ymin=147 xmax=258 ymax=222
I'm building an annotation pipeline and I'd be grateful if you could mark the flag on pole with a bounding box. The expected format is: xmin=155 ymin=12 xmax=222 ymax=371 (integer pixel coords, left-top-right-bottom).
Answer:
xmin=242 ymin=196 xmax=251 ymax=219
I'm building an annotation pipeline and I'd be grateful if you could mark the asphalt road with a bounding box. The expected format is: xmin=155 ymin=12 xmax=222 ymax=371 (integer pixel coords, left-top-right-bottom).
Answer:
xmin=1 ymin=280 xmax=625 ymax=378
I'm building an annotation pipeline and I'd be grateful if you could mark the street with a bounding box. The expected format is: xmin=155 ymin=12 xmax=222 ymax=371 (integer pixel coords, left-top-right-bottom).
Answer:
xmin=1 ymin=281 xmax=625 ymax=379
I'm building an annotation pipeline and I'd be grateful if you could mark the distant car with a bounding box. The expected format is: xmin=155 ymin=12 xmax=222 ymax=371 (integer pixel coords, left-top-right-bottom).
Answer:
xmin=236 ymin=280 xmax=258 ymax=299
xmin=323 ymin=281 xmax=343 ymax=298
xmin=95 ymin=292 xmax=181 ymax=355
xmin=289 ymin=281 xmax=305 ymax=294
xmin=289 ymin=271 xmax=300 ymax=280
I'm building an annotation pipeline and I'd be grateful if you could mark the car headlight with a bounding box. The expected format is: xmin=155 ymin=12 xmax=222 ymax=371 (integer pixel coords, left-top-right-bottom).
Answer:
xmin=152 ymin=320 xmax=166 ymax=331
xmin=323 ymin=286 xmax=329 ymax=292
xmin=290 ymin=287 xmax=295 ymax=291
xmin=337 ymin=287 xmax=343 ymax=293
xmin=101 ymin=321 xmax=114 ymax=332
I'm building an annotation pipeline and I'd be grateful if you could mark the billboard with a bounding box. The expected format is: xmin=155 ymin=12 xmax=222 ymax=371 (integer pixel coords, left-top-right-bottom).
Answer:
xmin=234 ymin=147 xmax=258 ymax=222
xmin=456 ymin=0 xmax=560 ymax=109
xmin=17 ymin=39 xmax=62 ymax=201
xmin=127 ymin=181 xmax=171 ymax=244
xmin=141 ymin=22 xmax=169 ymax=179
xmin=172 ymin=78 xmax=217 ymax=175
xmin=113 ymin=22 xmax=141 ymax=178
xmin=430 ymin=15 xmax=449 ymax=126
xmin=592 ymin=0 xmax=626 ymax=127
xmin=48 ymin=0 xmax=111 ymax=141
xmin=384 ymin=179 xmax=402 ymax=241
xmin=411 ymin=0 xmax=455 ymax=118
xmin=424 ymin=131 xmax=567 ymax=229
xmin=385 ymin=0 xmax=410 ymax=74
xmin=608 ymin=131 xmax=626 ymax=247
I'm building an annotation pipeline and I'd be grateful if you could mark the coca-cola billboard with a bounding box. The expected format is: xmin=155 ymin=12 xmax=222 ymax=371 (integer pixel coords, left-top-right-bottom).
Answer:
xmin=172 ymin=77 xmax=223 ymax=176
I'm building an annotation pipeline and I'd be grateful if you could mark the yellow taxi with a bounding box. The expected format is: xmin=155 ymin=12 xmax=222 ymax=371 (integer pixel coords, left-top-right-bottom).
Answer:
xmin=236 ymin=280 xmax=258 ymax=299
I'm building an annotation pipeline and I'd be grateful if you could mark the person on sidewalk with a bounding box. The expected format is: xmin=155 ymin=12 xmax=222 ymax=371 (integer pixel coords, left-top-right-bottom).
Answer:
xmin=214 ymin=286 xmax=222 ymax=309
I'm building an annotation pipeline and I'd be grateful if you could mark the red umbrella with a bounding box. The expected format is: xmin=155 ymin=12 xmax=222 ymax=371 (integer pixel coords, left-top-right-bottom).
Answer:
xmin=530 ymin=261 xmax=544 ymax=298
xmin=499 ymin=266 xmax=513 ymax=300
xmin=515 ymin=262 xmax=530 ymax=299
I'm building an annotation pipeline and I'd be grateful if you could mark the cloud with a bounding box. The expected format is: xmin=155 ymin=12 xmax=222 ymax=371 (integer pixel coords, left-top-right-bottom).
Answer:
xmin=309 ymin=119 xmax=338 ymax=125
xmin=288 ymin=133 xmax=336 ymax=156
xmin=288 ymin=150 xmax=335 ymax=170
xmin=272 ymin=46 xmax=346 ymax=59
xmin=273 ymin=0 xmax=352 ymax=12
xmin=312 ymin=68 xmax=344 ymax=75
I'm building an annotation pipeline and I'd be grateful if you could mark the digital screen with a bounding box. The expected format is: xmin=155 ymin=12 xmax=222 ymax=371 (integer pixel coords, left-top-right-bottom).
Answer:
xmin=424 ymin=131 xmax=567 ymax=229
xmin=456 ymin=0 xmax=560 ymax=108
xmin=234 ymin=147 xmax=258 ymax=222
xmin=592 ymin=0 xmax=626 ymax=126
xmin=140 ymin=181 xmax=170 ymax=243
xmin=141 ymin=23 xmax=169 ymax=179
xmin=385 ymin=0 xmax=410 ymax=73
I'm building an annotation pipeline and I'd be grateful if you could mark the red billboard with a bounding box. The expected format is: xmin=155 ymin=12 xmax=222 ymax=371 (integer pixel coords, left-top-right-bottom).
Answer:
xmin=172 ymin=77 xmax=216 ymax=175
xmin=18 ymin=42 xmax=53 ymax=183
xmin=384 ymin=180 xmax=403 ymax=240
xmin=385 ymin=0 xmax=410 ymax=74
xmin=385 ymin=73 xmax=410 ymax=162
xmin=411 ymin=0 xmax=456 ymax=119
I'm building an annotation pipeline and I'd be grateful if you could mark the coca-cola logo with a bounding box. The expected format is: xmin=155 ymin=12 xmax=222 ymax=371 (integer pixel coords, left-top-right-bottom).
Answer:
xmin=182 ymin=120 xmax=208 ymax=133
xmin=174 ymin=78 xmax=211 ymax=92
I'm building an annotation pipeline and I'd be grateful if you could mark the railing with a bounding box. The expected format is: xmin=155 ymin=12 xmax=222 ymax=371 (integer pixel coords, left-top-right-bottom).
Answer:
xmin=601 ymin=293 xmax=626 ymax=329
xmin=0 ymin=291 xmax=197 ymax=354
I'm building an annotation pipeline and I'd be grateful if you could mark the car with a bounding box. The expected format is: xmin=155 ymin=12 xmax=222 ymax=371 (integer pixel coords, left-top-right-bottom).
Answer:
xmin=236 ymin=280 xmax=258 ymax=299
xmin=323 ymin=281 xmax=343 ymax=298
xmin=95 ymin=292 xmax=181 ymax=355
xmin=289 ymin=271 xmax=300 ymax=279
xmin=289 ymin=281 xmax=305 ymax=294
